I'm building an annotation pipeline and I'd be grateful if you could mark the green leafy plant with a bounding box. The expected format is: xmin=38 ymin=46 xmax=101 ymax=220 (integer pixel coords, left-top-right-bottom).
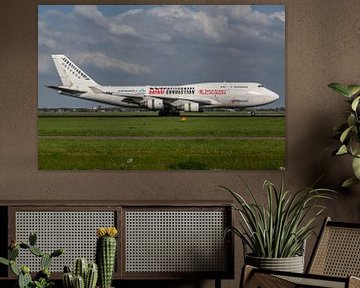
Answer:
xmin=0 ymin=232 xmax=63 ymax=288
xmin=33 ymin=278 xmax=54 ymax=288
xmin=221 ymin=179 xmax=334 ymax=258
xmin=328 ymin=83 xmax=360 ymax=187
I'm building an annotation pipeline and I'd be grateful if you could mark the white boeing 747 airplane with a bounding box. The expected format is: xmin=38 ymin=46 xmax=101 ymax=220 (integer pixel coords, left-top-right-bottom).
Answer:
xmin=47 ymin=55 xmax=280 ymax=116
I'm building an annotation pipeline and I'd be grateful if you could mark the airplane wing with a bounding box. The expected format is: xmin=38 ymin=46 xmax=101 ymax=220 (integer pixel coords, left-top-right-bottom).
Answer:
xmin=46 ymin=85 xmax=86 ymax=96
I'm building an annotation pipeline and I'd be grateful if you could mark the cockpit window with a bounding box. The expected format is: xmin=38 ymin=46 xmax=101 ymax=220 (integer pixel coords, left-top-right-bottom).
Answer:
xmin=258 ymin=84 xmax=264 ymax=88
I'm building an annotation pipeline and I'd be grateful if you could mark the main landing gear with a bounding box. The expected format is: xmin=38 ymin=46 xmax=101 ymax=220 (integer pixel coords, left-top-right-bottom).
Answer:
xmin=158 ymin=107 xmax=180 ymax=116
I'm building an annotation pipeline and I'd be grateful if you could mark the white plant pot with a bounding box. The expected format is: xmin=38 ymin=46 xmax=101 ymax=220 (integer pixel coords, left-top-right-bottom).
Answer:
xmin=245 ymin=254 xmax=305 ymax=273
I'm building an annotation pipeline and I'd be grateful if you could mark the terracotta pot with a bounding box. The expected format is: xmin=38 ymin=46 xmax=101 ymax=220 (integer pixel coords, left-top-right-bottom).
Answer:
xmin=245 ymin=254 xmax=305 ymax=273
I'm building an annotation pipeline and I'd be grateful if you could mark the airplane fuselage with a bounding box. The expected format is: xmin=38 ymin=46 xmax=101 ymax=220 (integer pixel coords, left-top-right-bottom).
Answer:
xmin=63 ymin=82 xmax=279 ymax=109
xmin=49 ymin=55 xmax=280 ymax=115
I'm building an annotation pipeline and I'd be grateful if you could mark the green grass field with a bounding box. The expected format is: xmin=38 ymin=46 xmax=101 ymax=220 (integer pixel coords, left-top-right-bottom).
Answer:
xmin=38 ymin=115 xmax=285 ymax=137
xmin=38 ymin=113 xmax=285 ymax=170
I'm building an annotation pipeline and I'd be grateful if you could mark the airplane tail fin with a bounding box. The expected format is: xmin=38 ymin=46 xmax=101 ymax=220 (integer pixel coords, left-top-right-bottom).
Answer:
xmin=51 ymin=54 xmax=99 ymax=89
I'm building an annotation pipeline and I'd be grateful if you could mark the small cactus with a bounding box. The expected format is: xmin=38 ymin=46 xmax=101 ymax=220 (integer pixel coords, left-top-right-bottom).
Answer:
xmin=10 ymin=260 xmax=21 ymax=276
xmin=63 ymin=259 xmax=98 ymax=288
xmin=41 ymin=253 xmax=52 ymax=270
xmin=63 ymin=272 xmax=74 ymax=288
xmin=64 ymin=265 xmax=72 ymax=273
xmin=85 ymin=263 xmax=98 ymax=288
xmin=21 ymin=265 xmax=30 ymax=274
xmin=18 ymin=268 xmax=32 ymax=288
xmin=9 ymin=246 xmax=19 ymax=260
xmin=74 ymin=275 xmax=85 ymax=288
xmin=0 ymin=232 xmax=63 ymax=288
xmin=74 ymin=258 xmax=88 ymax=279
xmin=51 ymin=248 xmax=64 ymax=258
xmin=19 ymin=243 xmax=30 ymax=249
xmin=29 ymin=245 xmax=44 ymax=257
xmin=96 ymin=227 xmax=118 ymax=288
xmin=29 ymin=232 xmax=37 ymax=246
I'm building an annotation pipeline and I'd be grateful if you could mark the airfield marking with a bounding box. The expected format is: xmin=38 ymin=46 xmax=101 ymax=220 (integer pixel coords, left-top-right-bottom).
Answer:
xmin=39 ymin=136 xmax=284 ymax=140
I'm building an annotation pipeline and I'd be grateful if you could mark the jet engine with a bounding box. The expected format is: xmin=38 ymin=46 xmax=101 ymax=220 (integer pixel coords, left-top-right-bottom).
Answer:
xmin=140 ymin=98 xmax=164 ymax=110
xmin=181 ymin=101 xmax=200 ymax=112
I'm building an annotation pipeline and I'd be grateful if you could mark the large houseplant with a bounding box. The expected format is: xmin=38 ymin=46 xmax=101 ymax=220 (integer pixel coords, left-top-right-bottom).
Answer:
xmin=328 ymin=83 xmax=360 ymax=187
xmin=222 ymin=179 xmax=334 ymax=272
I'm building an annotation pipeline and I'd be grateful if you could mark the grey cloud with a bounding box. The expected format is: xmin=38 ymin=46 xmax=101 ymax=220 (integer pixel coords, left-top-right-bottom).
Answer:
xmin=75 ymin=52 xmax=151 ymax=75
xmin=120 ymin=8 xmax=144 ymax=17
xmin=73 ymin=5 xmax=102 ymax=18
xmin=74 ymin=5 xmax=138 ymax=37
xmin=38 ymin=54 xmax=52 ymax=74
xmin=148 ymin=5 xmax=188 ymax=19
xmin=270 ymin=11 xmax=285 ymax=22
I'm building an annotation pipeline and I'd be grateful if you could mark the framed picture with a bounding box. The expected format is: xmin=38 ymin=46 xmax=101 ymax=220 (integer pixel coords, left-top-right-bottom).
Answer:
xmin=38 ymin=5 xmax=285 ymax=170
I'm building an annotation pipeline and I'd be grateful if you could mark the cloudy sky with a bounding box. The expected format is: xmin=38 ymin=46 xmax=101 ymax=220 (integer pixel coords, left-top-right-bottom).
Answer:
xmin=38 ymin=5 xmax=285 ymax=108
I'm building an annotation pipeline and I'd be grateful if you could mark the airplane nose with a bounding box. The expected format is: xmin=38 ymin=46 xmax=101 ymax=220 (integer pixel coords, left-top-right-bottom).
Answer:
xmin=272 ymin=91 xmax=280 ymax=101
xmin=267 ymin=89 xmax=280 ymax=103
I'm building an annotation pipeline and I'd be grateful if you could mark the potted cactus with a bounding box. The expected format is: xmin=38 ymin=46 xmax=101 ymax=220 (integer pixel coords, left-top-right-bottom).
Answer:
xmin=0 ymin=232 xmax=63 ymax=288
xmin=96 ymin=227 xmax=118 ymax=288
xmin=62 ymin=258 xmax=98 ymax=288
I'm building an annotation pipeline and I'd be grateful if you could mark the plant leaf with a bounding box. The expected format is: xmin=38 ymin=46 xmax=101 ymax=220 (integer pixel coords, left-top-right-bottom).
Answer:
xmin=352 ymin=157 xmax=360 ymax=179
xmin=328 ymin=83 xmax=351 ymax=97
xmin=347 ymin=85 xmax=360 ymax=97
xmin=0 ymin=257 xmax=9 ymax=266
xmin=348 ymin=114 xmax=356 ymax=128
xmin=342 ymin=177 xmax=360 ymax=188
xmin=350 ymin=135 xmax=360 ymax=156
xmin=352 ymin=96 xmax=360 ymax=111
xmin=340 ymin=127 xmax=353 ymax=143
xmin=336 ymin=145 xmax=348 ymax=155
